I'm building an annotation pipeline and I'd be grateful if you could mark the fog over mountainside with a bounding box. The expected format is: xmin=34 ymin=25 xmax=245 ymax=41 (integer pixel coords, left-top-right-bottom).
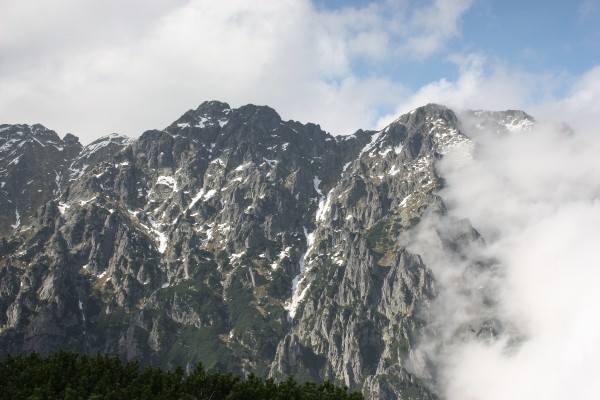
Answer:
xmin=414 ymin=111 xmax=600 ymax=400
xmin=0 ymin=101 xmax=597 ymax=400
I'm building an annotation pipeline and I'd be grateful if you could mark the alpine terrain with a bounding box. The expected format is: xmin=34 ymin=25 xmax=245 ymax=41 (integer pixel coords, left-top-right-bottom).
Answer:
xmin=0 ymin=102 xmax=534 ymax=399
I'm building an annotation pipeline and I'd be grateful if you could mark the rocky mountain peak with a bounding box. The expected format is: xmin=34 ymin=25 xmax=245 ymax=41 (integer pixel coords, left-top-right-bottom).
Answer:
xmin=0 ymin=124 xmax=85 ymax=235
xmin=1 ymin=123 xmax=60 ymax=142
xmin=389 ymin=103 xmax=455 ymax=126
xmin=62 ymin=133 xmax=81 ymax=146
xmin=196 ymin=100 xmax=232 ymax=113
xmin=463 ymin=108 xmax=535 ymax=135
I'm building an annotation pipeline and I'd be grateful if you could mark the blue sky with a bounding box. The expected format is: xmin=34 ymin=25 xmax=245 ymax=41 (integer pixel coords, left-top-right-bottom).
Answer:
xmin=0 ymin=0 xmax=599 ymax=142
xmin=461 ymin=1 xmax=600 ymax=82
xmin=326 ymin=0 xmax=600 ymax=95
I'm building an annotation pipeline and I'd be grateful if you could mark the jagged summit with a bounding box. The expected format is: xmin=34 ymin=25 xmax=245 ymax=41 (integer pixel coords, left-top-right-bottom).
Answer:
xmin=463 ymin=108 xmax=535 ymax=135
xmin=167 ymin=101 xmax=286 ymax=135
xmin=168 ymin=100 xmax=232 ymax=130
xmin=197 ymin=100 xmax=232 ymax=112
xmin=62 ymin=132 xmax=81 ymax=146
xmin=0 ymin=123 xmax=63 ymax=145
xmin=0 ymin=124 xmax=83 ymax=233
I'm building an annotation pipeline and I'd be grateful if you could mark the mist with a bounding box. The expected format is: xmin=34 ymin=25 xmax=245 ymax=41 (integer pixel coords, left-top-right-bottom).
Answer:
xmin=409 ymin=112 xmax=600 ymax=399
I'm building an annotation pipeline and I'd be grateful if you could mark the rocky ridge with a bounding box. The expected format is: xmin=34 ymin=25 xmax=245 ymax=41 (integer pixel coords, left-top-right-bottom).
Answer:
xmin=0 ymin=102 xmax=534 ymax=399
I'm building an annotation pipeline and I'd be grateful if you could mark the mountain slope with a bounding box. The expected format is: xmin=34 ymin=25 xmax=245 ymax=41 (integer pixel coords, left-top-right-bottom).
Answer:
xmin=0 ymin=102 xmax=534 ymax=399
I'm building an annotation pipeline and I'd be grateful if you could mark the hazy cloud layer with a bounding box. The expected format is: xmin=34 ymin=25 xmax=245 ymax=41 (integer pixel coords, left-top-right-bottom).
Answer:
xmin=407 ymin=89 xmax=600 ymax=399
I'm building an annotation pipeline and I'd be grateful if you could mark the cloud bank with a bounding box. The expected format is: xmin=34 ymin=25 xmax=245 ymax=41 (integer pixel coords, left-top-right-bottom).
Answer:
xmin=407 ymin=76 xmax=600 ymax=399
xmin=0 ymin=0 xmax=474 ymax=143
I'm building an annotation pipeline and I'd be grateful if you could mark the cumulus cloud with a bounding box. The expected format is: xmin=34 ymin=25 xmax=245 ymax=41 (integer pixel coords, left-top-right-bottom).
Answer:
xmin=405 ymin=74 xmax=600 ymax=398
xmin=401 ymin=0 xmax=475 ymax=58
xmin=376 ymin=52 xmax=569 ymax=129
xmin=0 ymin=0 xmax=474 ymax=143
xmin=535 ymin=65 xmax=600 ymax=134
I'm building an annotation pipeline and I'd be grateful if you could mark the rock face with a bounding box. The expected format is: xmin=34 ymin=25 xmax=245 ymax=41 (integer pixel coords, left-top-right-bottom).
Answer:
xmin=0 ymin=124 xmax=82 ymax=235
xmin=0 ymin=102 xmax=533 ymax=399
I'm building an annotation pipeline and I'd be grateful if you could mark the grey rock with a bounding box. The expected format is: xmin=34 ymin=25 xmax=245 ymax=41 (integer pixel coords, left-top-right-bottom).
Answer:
xmin=0 ymin=102 xmax=532 ymax=399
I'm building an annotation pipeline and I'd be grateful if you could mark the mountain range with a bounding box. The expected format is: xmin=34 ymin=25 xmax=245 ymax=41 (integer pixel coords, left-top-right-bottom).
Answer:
xmin=0 ymin=101 xmax=534 ymax=399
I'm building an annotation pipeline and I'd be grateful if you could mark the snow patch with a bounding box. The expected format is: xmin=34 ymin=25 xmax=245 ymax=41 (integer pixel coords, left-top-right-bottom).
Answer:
xmin=313 ymin=176 xmax=323 ymax=196
xmin=316 ymin=195 xmax=331 ymax=222
xmin=263 ymin=157 xmax=277 ymax=167
xmin=278 ymin=246 xmax=291 ymax=260
xmin=53 ymin=170 xmax=61 ymax=195
xmin=31 ymin=137 xmax=46 ymax=147
xmin=285 ymin=227 xmax=316 ymax=320
xmin=68 ymin=162 xmax=89 ymax=181
xmin=58 ymin=202 xmax=71 ymax=214
xmin=210 ymin=158 xmax=225 ymax=166
xmin=360 ymin=130 xmax=383 ymax=156
xmin=188 ymin=188 xmax=217 ymax=209
xmin=0 ymin=138 xmax=19 ymax=152
xmin=399 ymin=194 xmax=411 ymax=208
xmin=230 ymin=252 xmax=243 ymax=262
xmin=81 ymin=134 xmax=130 ymax=159
xmin=156 ymin=175 xmax=178 ymax=192
xmin=234 ymin=163 xmax=250 ymax=171
xmin=248 ymin=267 xmax=256 ymax=288
xmin=195 ymin=117 xmax=207 ymax=128
xmin=147 ymin=216 xmax=168 ymax=253
xmin=8 ymin=155 xmax=21 ymax=166
xmin=10 ymin=209 xmax=20 ymax=229
xmin=379 ymin=148 xmax=392 ymax=156
xmin=204 ymin=189 xmax=216 ymax=200
xmin=79 ymin=298 xmax=86 ymax=327
xmin=313 ymin=176 xmax=331 ymax=222
xmin=79 ymin=197 xmax=97 ymax=206
xmin=286 ymin=282 xmax=311 ymax=320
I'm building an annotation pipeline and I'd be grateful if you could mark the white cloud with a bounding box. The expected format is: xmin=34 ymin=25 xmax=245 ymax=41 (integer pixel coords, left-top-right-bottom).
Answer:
xmin=404 ymin=73 xmax=600 ymax=398
xmin=579 ymin=0 xmax=600 ymax=18
xmin=536 ymin=65 xmax=600 ymax=134
xmin=0 ymin=0 xmax=474 ymax=143
xmin=376 ymin=53 xmax=562 ymax=129
xmin=402 ymin=0 xmax=475 ymax=58
xmin=376 ymin=51 xmax=600 ymax=135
